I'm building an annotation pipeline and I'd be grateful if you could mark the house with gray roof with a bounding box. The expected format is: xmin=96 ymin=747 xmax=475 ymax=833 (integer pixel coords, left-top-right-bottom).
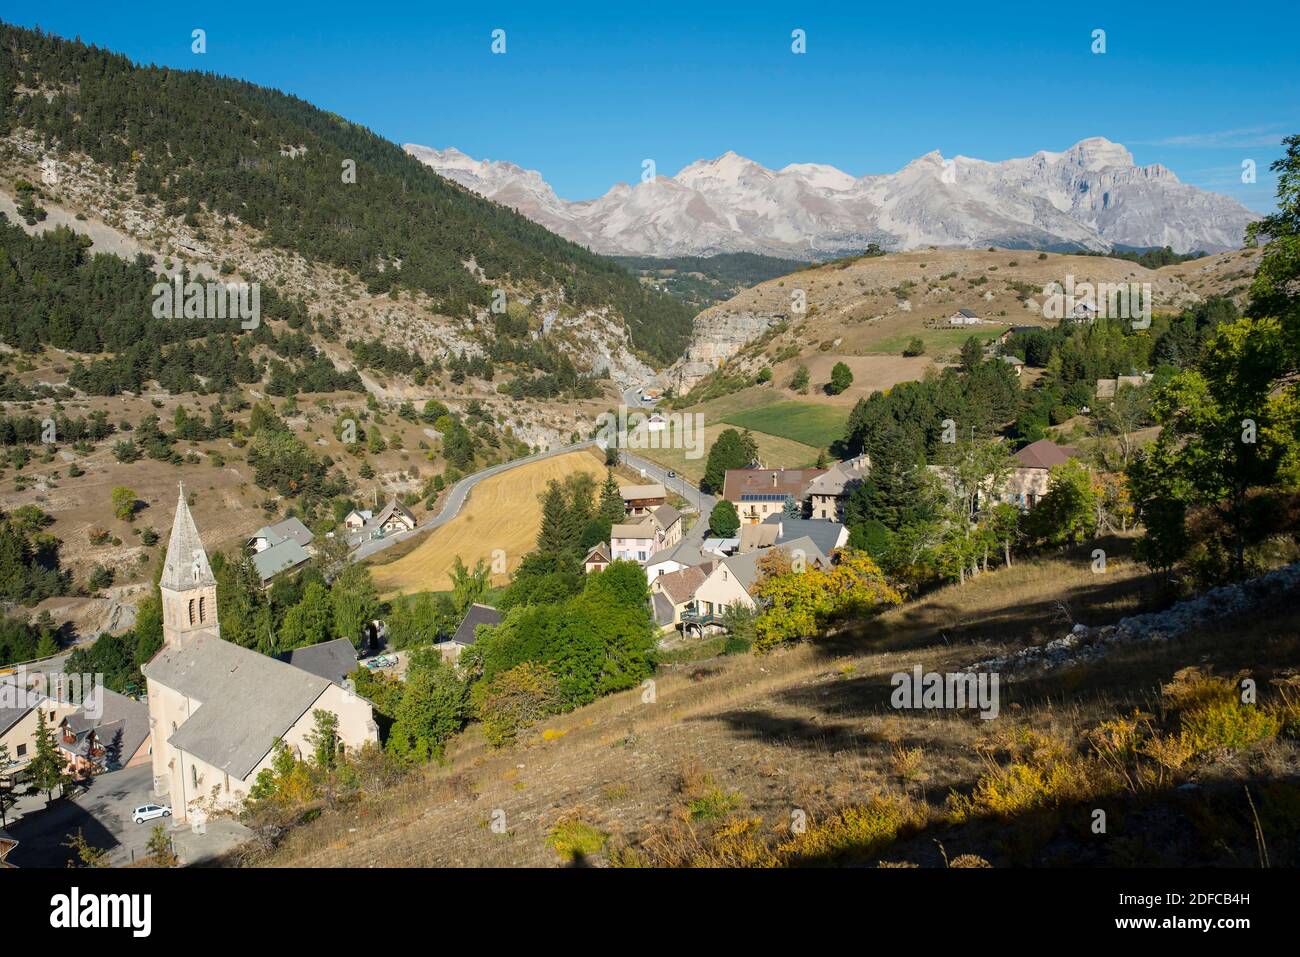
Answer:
xmin=248 ymin=516 xmax=314 ymax=553
xmin=279 ymin=638 xmax=359 ymax=687
xmin=251 ymin=538 xmax=310 ymax=583
xmin=59 ymin=686 xmax=152 ymax=772
xmin=436 ymin=603 xmax=502 ymax=662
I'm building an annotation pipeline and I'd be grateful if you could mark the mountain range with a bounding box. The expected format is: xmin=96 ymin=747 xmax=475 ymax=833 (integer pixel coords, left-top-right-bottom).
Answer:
xmin=406 ymin=138 xmax=1258 ymax=259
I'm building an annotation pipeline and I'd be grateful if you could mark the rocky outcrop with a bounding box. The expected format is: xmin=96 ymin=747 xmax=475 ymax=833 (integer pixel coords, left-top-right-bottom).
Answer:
xmin=970 ymin=562 xmax=1300 ymax=676
xmin=666 ymin=309 xmax=783 ymax=393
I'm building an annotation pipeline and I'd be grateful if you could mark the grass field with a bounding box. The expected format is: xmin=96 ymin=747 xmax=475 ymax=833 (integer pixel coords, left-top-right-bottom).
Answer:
xmin=722 ymin=400 xmax=848 ymax=450
xmin=632 ymin=422 xmax=821 ymax=485
xmin=369 ymin=450 xmax=604 ymax=595
xmin=868 ymin=325 xmax=1007 ymax=356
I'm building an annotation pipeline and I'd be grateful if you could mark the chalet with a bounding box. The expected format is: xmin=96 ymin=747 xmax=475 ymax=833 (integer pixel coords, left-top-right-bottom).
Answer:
xmin=436 ymin=604 xmax=501 ymax=663
xmin=620 ymin=483 xmax=667 ymax=516
xmin=373 ymin=499 xmax=417 ymax=534
xmin=583 ymin=542 xmax=612 ymax=574
xmin=806 ymin=454 xmax=870 ymax=521
xmin=723 ymin=466 xmax=827 ymax=525
xmin=143 ymin=487 xmax=378 ymax=823
xmin=948 ymin=308 xmax=983 ymax=326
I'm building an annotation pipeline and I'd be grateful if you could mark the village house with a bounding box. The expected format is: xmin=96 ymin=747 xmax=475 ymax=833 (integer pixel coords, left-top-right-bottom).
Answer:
xmin=1095 ymin=373 xmax=1152 ymax=399
xmin=435 ymin=604 xmax=502 ymax=663
xmin=620 ymin=482 xmax=667 ymax=516
xmin=645 ymin=539 xmax=705 ymax=579
xmin=142 ymin=487 xmax=378 ymax=823
xmin=1002 ymin=438 xmax=1080 ymax=509
xmin=806 ymin=454 xmax=870 ymax=521
xmin=650 ymin=561 xmax=716 ymax=632
xmin=999 ymin=354 xmax=1025 ymax=376
xmin=1 ymin=674 xmax=80 ymax=783
xmin=247 ymin=517 xmax=314 ymax=554
xmin=582 ymin=542 xmax=612 ymax=574
xmin=343 ymin=508 xmax=372 ymax=531
xmin=685 ymin=537 xmax=830 ymax=635
xmin=373 ymin=499 xmax=417 ymax=534
xmin=723 ymin=466 xmax=827 ymax=525
xmin=58 ymin=686 xmax=151 ymax=777
xmin=947 ymin=307 xmax=984 ymax=326
xmin=251 ymin=538 xmax=311 ymax=584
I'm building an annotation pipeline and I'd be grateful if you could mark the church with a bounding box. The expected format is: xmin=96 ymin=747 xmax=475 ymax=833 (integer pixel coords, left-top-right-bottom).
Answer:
xmin=143 ymin=486 xmax=378 ymax=822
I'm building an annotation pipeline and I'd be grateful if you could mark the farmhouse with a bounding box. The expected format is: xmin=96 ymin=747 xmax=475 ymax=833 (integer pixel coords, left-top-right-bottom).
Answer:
xmin=947 ymin=308 xmax=983 ymax=326
xmin=806 ymin=454 xmax=870 ymax=521
xmin=1002 ymin=438 xmax=1080 ymax=509
xmin=620 ymin=482 xmax=667 ymax=516
xmin=143 ymin=487 xmax=378 ymax=823
xmin=723 ymin=466 xmax=827 ymax=525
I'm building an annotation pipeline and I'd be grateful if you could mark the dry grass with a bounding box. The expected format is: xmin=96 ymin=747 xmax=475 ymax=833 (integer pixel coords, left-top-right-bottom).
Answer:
xmin=256 ymin=543 xmax=1300 ymax=868
xmin=368 ymin=450 xmax=604 ymax=594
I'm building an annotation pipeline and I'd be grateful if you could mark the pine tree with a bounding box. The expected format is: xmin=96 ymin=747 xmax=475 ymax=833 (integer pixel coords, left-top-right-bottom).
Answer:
xmin=28 ymin=710 xmax=70 ymax=800
xmin=598 ymin=470 xmax=625 ymax=525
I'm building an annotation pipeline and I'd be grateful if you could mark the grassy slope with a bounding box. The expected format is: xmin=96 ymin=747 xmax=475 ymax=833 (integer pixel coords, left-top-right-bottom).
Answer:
xmin=721 ymin=400 xmax=848 ymax=450
xmin=254 ymin=535 xmax=1300 ymax=868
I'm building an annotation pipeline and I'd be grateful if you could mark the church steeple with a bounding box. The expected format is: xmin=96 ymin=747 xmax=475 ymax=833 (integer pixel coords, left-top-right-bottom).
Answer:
xmin=161 ymin=482 xmax=216 ymax=591
xmin=160 ymin=483 xmax=220 ymax=646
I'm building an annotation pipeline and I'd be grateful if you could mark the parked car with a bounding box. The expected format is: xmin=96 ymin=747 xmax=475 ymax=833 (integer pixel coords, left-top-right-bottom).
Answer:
xmin=667 ymin=470 xmax=676 ymax=479
xmin=133 ymin=803 xmax=172 ymax=824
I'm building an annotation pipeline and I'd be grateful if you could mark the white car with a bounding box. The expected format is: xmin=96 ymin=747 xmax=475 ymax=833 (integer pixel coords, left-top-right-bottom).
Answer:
xmin=132 ymin=803 xmax=172 ymax=824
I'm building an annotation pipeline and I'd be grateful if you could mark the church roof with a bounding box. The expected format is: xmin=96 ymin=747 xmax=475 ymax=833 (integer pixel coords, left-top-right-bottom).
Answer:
xmin=161 ymin=484 xmax=216 ymax=591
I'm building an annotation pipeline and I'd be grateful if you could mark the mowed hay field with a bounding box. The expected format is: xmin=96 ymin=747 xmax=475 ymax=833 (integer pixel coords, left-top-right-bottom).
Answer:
xmin=369 ymin=450 xmax=604 ymax=595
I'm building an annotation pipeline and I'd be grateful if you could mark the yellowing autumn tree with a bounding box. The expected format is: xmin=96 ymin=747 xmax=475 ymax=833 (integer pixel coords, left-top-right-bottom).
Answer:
xmin=751 ymin=549 xmax=901 ymax=654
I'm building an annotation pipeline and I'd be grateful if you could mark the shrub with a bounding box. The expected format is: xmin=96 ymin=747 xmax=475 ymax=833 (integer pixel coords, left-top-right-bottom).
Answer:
xmin=546 ymin=818 xmax=608 ymax=862
xmin=474 ymin=661 xmax=562 ymax=748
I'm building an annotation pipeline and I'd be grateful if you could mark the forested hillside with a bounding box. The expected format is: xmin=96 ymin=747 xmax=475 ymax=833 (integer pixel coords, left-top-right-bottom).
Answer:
xmin=0 ymin=22 xmax=694 ymax=363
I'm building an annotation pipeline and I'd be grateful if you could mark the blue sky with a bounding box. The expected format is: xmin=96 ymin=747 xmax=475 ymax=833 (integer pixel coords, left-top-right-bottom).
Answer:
xmin=3 ymin=1 xmax=1296 ymax=211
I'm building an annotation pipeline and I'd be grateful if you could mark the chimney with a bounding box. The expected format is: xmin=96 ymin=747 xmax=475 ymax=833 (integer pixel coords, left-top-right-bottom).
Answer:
xmin=771 ymin=472 xmax=777 ymax=487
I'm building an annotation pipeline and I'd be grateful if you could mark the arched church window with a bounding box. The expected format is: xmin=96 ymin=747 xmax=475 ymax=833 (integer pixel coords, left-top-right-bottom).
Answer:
xmin=199 ymin=596 xmax=206 ymax=622
xmin=188 ymin=599 xmax=195 ymax=625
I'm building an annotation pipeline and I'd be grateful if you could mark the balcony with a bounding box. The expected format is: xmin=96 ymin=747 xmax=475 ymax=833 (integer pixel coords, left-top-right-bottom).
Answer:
xmin=680 ymin=609 xmax=723 ymax=628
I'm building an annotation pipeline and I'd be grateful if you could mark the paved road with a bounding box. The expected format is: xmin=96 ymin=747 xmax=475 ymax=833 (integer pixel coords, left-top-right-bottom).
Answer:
xmin=351 ymin=440 xmax=597 ymax=562
xmin=619 ymin=450 xmax=717 ymax=545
